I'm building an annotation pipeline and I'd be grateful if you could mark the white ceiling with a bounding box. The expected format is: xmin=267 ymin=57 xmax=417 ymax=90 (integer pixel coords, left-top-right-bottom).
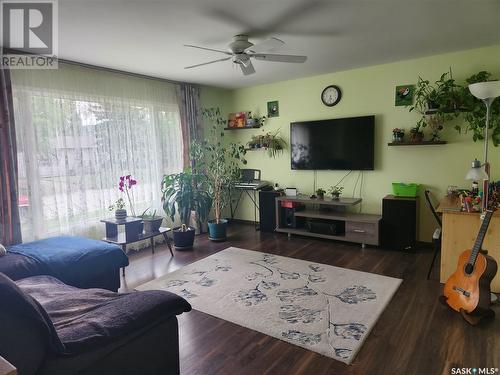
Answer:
xmin=58 ymin=0 xmax=500 ymax=89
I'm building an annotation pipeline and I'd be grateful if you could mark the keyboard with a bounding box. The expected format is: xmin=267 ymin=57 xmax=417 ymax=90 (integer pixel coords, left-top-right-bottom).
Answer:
xmin=234 ymin=181 xmax=271 ymax=190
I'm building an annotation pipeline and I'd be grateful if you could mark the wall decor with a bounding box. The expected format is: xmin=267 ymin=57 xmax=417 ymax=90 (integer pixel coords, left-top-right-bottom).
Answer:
xmin=228 ymin=112 xmax=249 ymax=128
xmin=321 ymin=85 xmax=342 ymax=107
xmin=395 ymin=84 xmax=415 ymax=106
xmin=267 ymin=101 xmax=279 ymax=117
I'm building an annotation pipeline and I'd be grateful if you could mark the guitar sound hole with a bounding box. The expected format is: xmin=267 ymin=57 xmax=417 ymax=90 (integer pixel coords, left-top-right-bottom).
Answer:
xmin=464 ymin=263 xmax=474 ymax=275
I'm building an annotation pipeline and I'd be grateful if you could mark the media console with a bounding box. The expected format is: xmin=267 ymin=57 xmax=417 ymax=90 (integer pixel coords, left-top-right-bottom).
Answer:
xmin=275 ymin=195 xmax=381 ymax=247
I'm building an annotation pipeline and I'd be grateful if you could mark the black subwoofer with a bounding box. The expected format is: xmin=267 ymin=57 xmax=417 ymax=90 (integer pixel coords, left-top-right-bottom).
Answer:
xmin=381 ymin=195 xmax=418 ymax=250
xmin=259 ymin=190 xmax=280 ymax=232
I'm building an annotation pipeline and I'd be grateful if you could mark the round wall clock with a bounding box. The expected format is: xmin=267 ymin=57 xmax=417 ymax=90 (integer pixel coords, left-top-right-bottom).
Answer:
xmin=321 ymin=85 xmax=342 ymax=107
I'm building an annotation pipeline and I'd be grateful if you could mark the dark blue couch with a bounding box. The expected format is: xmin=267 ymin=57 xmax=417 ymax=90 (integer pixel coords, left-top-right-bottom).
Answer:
xmin=0 ymin=236 xmax=129 ymax=291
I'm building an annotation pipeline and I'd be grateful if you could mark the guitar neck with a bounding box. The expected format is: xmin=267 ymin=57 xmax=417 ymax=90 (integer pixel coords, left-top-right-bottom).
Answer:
xmin=469 ymin=210 xmax=494 ymax=265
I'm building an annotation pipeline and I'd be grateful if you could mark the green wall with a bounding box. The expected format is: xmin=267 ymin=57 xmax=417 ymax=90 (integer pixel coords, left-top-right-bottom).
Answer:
xmin=202 ymin=44 xmax=500 ymax=241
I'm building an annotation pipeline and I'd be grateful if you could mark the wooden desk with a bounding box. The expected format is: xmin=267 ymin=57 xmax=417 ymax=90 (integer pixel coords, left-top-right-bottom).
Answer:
xmin=437 ymin=196 xmax=500 ymax=292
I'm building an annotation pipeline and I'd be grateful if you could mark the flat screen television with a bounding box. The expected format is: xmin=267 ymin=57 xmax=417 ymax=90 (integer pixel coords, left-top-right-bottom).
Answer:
xmin=290 ymin=115 xmax=375 ymax=170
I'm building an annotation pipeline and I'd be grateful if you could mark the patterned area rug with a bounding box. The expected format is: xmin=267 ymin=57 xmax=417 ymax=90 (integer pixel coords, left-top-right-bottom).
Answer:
xmin=136 ymin=247 xmax=402 ymax=364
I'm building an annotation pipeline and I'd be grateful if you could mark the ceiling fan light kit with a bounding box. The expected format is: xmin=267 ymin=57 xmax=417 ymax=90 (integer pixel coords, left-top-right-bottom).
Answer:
xmin=184 ymin=35 xmax=307 ymax=75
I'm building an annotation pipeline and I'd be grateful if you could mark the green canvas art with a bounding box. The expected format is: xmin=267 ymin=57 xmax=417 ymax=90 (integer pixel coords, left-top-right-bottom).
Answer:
xmin=395 ymin=84 xmax=415 ymax=106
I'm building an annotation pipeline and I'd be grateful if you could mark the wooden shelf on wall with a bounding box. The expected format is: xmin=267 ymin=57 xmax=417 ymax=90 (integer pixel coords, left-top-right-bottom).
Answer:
xmin=223 ymin=125 xmax=262 ymax=130
xmin=245 ymin=147 xmax=268 ymax=151
xmin=388 ymin=141 xmax=447 ymax=146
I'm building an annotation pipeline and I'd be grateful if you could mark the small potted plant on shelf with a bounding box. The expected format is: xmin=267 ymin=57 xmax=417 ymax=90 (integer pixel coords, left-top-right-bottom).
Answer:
xmin=328 ymin=186 xmax=344 ymax=200
xmin=392 ymin=128 xmax=405 ymax=143
xmin=409 ymin=126 xmax=424 ymax=143
xmin=316 ymin=188 xmax=326 ymax=200
xmin=265 ymin=130 xmax=288 ymax=158
xmin=140 ymin=208 xmax=163 ymax=233
xmin=427 ymin=115 xmax=444 ymax=142
xmin=108 ymin=197 xmax=127 ymax=220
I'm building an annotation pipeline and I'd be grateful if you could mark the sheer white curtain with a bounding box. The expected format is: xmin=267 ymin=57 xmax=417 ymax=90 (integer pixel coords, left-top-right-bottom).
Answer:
xmin=11 ymin=63 xmax=184 ymax=241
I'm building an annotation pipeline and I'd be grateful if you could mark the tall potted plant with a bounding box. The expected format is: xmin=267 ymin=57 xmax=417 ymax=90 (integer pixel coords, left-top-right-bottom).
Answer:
xmin=193 ymin=107 xmax=247 ymax=241
xmin=161 ymin=169 xmax=211 ymax=249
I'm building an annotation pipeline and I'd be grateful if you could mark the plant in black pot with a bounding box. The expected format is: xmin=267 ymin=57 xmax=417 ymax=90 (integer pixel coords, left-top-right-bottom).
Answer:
xmin=140 ymin=208 xmax=163 ymax=233
xmin=108 ymin=197 xmax=127 ymax=220
xmin=161 ymin=169 xmax=212 ymax=249
xmin=193 ymin=107 xmax=247 ymax=242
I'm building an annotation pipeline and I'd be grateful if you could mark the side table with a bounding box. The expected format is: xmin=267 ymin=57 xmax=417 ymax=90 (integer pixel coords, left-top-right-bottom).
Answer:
xmin=101 ymin=217 xmax=173 ymax=276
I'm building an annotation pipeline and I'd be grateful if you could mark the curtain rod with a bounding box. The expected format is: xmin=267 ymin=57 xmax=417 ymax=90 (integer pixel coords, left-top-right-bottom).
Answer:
xmin=3 ymin=48 xmax=196 ymax=87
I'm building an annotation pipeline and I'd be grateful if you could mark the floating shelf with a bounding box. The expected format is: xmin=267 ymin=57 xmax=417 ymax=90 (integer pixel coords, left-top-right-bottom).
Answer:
xmin=224 ymin=125 xmax=262 ymax=130
xmin=424 ymin=107 xmax=469 ymax=115
xmin=245 ymin=147 xmax=268 ymax=151
xmin=388 ymin=141 xmax=447 ymax=146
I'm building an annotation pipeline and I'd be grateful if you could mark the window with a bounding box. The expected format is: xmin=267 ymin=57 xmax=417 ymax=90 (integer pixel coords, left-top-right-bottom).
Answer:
xmin=12 ymin=64 xmax=184 ymax=240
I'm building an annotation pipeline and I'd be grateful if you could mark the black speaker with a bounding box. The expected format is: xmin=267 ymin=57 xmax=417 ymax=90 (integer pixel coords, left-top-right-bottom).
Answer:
xmin=381 ymin=195 xmax=418 ymax=250
xmin=259 ymin=190 xmax=280 ymax=232
xmin=282 ymin=207 xmax=297 ymax=228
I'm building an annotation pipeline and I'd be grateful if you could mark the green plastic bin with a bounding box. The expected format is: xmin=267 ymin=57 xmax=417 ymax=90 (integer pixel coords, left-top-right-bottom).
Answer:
xmin=392 ymin=182 xmax=420 ymax=197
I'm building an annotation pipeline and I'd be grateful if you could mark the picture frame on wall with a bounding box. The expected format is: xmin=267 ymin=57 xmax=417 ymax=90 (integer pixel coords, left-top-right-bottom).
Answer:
xmin=267 ymin=101 xmax=279 ymax=117
xmin=395 ymin=84 xmax=415 ymax=106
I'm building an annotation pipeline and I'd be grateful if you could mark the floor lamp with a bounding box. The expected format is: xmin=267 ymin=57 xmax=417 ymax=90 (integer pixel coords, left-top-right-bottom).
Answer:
xmin=467 ymin=81 xmax=500 ymax=212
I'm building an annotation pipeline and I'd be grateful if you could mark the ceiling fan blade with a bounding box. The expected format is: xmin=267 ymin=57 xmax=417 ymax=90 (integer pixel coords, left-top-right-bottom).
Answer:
xmin=246 ymin=37 xmax=285 ymax=53
xmin=251 ymin=54 xmax=307 ymax=63
xmin=240 ymin=60 xmax=256 ymax=76
xmin=184 ymin=44 xmax=232 ymax=56
xmin=185 ymin=57 xmax=232 ymax=69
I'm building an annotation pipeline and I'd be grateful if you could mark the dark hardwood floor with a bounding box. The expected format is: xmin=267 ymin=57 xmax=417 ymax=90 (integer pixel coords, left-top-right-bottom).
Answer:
xmin=120 ymin=223 xmax=500 ymax=375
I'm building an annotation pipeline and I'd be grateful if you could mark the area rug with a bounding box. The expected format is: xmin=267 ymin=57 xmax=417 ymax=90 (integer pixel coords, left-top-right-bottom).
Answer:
xmin=136 ymin=247 xmax=402 ymax=364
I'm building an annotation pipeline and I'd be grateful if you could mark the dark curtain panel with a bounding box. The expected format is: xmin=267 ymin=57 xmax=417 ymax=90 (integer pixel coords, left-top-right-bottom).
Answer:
xmin=0 ymin=68 xmax=22 ymax=245
xmin=176 ymin=83 xmax=202 ymax=168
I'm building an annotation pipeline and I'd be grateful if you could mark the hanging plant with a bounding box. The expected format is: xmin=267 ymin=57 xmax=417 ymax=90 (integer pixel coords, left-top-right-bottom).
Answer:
xmin=455 ymin=71 xmax=500 ymax=146
xmin=408 ymin=70 xmax=461 ymax=133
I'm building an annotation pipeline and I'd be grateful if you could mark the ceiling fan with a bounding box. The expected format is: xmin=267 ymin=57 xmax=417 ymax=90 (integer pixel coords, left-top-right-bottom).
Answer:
xmin=184 ymin=35 xmax=307 ymax=76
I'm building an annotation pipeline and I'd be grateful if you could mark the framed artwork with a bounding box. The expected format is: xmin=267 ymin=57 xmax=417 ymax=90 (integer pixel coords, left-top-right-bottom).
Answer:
xmin=395 ymin=84 xmax=415 ymax=106
xmin=227 ymin=112 xmax=248 ymax=128
xmin=267 ymin=101 xmax=279 ymax=117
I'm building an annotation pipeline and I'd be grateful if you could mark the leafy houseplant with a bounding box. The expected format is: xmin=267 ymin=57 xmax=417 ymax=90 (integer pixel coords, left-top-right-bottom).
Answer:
xmin=264 ymin=130 xmax=288 ymax=158
xmin=193 ymin=107 xmax=247 ymax=241
xmin=316 ymin=188 xmax=326 ymax=200
xmin=140 ymin=208 xmax=163 ymax=233
xmin=455 ymin=71 xmax=500 ymax=146
xmin=328 ymin=186 xmax=344 ymax=200
xmin=409 ymin=71 xmax=461 ymax=139
xmin=161 ymin=168 xmax=211 ymax=248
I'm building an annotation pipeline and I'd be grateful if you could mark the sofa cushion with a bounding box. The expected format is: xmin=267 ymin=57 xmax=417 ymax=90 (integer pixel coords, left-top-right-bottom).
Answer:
xmin=7 ymin=236 xmax=129 ymax=289
xmin=0 ymin=273 xmax=65 ymax=353
xmin=17 ymin=275 xmax=191 ymax=354
xmin=0 ymin=243 xmax=6 ymax=256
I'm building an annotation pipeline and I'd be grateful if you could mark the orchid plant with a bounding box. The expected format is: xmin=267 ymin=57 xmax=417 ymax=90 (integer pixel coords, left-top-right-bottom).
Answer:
xmin=108 ymin=175 xmax=138 ymax=216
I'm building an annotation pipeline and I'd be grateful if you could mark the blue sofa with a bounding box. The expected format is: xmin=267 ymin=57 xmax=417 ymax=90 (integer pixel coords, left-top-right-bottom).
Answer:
xmin=0 ymin=236 xmax=129 ymax=291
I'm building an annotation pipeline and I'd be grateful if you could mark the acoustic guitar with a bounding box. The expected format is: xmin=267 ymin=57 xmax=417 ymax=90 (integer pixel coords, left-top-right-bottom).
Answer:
xmin=443 ymin=191 xmax=498 ymax=325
